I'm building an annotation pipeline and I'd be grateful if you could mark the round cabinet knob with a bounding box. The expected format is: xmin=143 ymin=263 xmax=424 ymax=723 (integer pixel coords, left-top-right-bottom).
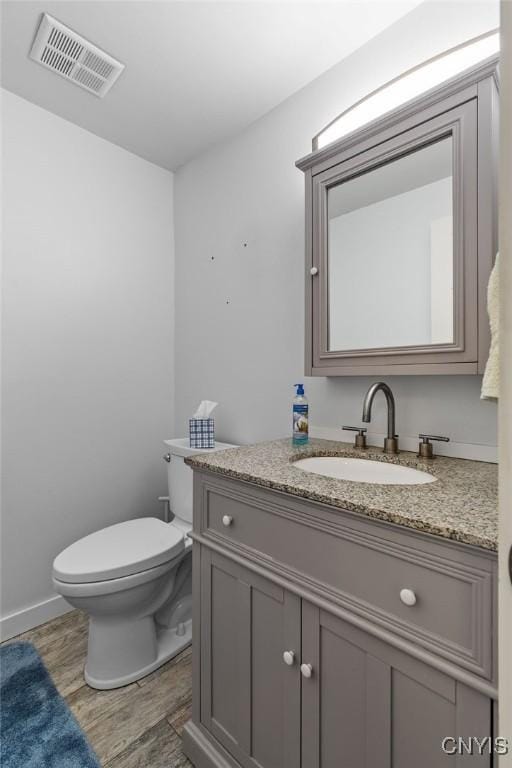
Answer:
xmin=283 ymin=651 xmax=295 ymax=666
xmin=222 ymin=515 xmax=233 ymax=527
xmin=300 ymin=663 xmax=313 ymax=678
xmin=310 ymin=267 xmax=318 ymax=276
xmin=163 ymin=453 xmax=171 ymax=463
xmin=400 ymin=588 xmax=417 ymax=607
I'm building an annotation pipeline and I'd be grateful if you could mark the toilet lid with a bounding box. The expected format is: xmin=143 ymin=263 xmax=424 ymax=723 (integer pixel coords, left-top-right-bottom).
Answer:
xmin=53 ymin=518 xmax=185 ymax=584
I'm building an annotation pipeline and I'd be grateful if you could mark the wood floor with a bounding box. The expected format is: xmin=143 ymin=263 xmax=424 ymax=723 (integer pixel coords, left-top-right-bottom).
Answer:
xmin=9 ymin=610 xmax=193 ymax=767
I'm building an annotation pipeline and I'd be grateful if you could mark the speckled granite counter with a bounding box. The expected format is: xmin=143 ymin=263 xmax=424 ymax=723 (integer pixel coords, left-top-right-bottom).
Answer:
xmin=186 ymin=438 xmax=498 ymax=551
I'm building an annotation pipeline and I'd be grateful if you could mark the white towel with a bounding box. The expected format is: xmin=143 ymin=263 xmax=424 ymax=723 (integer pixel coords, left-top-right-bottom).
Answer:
xmin=481 ymin=253 xmax=499 ymax=400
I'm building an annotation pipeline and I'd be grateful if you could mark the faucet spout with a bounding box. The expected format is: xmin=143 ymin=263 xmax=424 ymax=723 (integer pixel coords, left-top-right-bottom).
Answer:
xmin=362 ymin=382 xmax=399 ymax=454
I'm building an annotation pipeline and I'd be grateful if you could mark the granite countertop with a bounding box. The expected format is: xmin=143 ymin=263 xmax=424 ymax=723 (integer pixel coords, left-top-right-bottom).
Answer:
xmin=186 ymin=438 xmax=498 ymax=551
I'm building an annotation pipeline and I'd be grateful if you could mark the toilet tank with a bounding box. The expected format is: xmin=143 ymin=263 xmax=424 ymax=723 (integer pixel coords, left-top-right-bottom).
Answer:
xmin=163 ymin=438 xmax=237 ymax=523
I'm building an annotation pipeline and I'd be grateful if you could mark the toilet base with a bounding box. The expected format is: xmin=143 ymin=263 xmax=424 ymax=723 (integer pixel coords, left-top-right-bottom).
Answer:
xmin=84 ymin=619 xmax=192 ymax=690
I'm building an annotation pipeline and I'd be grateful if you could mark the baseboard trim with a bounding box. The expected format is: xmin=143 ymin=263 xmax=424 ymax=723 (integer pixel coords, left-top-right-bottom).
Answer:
xmin=0 ymin=594 xmax=73 ymax=642
xmin=182 ymin=722 xmax=238 ymax=768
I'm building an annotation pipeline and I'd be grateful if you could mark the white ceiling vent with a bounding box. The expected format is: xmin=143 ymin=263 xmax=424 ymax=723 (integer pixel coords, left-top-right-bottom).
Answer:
xmin=29 ymin=14 xmax=124 ymax=98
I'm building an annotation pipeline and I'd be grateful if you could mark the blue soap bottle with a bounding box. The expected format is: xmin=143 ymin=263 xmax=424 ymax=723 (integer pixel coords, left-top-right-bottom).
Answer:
xmin=292 ymin=384 xmax=309 ymax=445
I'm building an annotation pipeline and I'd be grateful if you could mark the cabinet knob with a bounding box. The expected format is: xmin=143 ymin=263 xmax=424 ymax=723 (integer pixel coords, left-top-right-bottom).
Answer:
xmin=283 ymin=650 xmax=295 ymax=666
xmin=163 ymin=453 xmax=171 ymax=463
xmin=300 ymin=663 xmax=313 ymax=678
xmin=222 ymin=515 xmax=233 ymax=527
xmin=310 ymin=267 xmax=318 ymax=276
xmin=400 ymin=588 xmax=417 ymax=606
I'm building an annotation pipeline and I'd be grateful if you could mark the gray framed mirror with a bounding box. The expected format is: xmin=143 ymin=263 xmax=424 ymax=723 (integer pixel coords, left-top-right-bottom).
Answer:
xmin=296 ymin=57 xmax=499 ymax=376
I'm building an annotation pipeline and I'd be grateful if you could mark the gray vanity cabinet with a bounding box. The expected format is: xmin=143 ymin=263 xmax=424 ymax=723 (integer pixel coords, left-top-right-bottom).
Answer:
xmin=301 ymin=603 xmax=491 ymax=768
xmin=296 ymin=58 xmax=499 ymax=376
xmin=199 ymin=548 xmax=301 ymax=768
xmin=183 ymin=471 xmax=497 ymax=768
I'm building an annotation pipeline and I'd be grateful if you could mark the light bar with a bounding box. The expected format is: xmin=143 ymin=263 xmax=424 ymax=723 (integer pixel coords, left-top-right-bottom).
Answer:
xmin=315 ymin=31 xmax=499 ymax=150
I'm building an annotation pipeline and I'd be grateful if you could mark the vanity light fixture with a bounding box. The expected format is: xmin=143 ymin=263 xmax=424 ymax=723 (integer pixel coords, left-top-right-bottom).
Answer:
xmin=315 ymin=30 xmax=499 ymax=150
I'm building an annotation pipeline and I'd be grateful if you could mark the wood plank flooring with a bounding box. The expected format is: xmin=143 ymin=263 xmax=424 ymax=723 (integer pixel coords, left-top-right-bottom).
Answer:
xmin=6 ymin=610 xmax=193 ymax=767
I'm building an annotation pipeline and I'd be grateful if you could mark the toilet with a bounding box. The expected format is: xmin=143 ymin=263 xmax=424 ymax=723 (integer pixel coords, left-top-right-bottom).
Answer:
xmin=52 ymin=437 xmax=236 ymax=690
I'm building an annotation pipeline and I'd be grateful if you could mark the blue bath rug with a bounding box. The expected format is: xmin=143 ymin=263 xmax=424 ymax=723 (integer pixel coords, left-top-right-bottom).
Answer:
xmin=0 ymin=641 xmax=101 ymax=768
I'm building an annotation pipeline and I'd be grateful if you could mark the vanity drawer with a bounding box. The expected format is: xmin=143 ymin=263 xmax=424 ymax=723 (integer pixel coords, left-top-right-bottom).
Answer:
xmin=200 ymin=477 xmax=495 ymax=680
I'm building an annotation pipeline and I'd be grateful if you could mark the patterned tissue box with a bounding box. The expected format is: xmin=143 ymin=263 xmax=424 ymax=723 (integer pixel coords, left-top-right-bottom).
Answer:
xmin=189 ymin=418 xmax=215 ymax=449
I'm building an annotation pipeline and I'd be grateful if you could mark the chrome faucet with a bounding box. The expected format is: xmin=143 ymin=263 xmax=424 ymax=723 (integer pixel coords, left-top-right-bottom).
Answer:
xmin=362 ymin=382 xmax=399 ymax=454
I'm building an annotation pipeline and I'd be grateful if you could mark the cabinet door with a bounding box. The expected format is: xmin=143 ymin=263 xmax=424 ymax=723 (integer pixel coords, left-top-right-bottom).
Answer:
xmin=308 ymin=96 xmax=483 ymax=376
xmin=301 ymin=603 xmax=492 ymax=768
xmin=200 ymin=549 xmax=301 ymax=768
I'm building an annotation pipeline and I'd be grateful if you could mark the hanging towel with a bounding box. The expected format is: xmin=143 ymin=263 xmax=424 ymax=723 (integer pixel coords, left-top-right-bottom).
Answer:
xmin=481 ymin=253 xmax=500 ymax=400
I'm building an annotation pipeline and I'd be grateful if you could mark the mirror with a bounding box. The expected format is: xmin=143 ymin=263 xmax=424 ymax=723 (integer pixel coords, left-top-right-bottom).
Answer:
xmin=327 ymin=136 xmax=453 ymax=352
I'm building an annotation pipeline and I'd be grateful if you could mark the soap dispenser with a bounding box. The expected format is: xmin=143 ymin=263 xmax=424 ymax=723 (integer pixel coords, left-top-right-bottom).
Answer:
xmin=292 ymin=384 xmax=309 ymax=445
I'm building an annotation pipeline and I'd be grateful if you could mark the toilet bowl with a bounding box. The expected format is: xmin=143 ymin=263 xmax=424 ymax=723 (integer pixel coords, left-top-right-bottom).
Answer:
xmin=52 ymin=437 xmax=236 ymax=689
xmin=53 ymin=517 xmax=192 ymax=689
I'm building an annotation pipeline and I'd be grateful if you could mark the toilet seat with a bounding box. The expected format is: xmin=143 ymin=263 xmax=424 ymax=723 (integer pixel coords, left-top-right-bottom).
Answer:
xmin=53 ymin=518 xmax=184 ymax=584
xmin=52 ymin=558 xmax=179 ymax=598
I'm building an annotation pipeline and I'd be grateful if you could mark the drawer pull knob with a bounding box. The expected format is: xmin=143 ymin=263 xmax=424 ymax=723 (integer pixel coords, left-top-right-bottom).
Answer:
xmin=283 ymin=651 xmax=295 ymax=666
xmin=400 ymin=588 xmax=417 ymax=606
xmin=222 ymin=515 xmax=233 ymax=527
xmin=300 ymin=663 xmax=313 ymax=678
xmin=310 ymin=266 xmax=318 ymax=276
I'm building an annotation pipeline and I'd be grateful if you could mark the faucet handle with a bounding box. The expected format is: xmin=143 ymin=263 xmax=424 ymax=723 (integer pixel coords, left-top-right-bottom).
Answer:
xmin=342 ymin=426 xmax=367 ymax=449
xmin=418 ymin=434 xmax=450 ymax=459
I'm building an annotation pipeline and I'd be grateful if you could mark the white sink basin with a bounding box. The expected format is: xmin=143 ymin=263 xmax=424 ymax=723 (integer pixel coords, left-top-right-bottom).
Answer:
xmin=293 ymin=456 xmax=436 ymax=485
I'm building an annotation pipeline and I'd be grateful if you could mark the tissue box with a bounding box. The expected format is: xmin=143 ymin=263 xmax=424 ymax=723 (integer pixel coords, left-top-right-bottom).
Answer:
xmin=189 ymin=418 xmax=215 ymax=449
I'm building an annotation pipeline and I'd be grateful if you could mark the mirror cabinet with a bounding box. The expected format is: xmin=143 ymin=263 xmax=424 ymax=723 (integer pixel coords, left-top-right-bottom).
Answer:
xmin=296 ymin=58 xmax=499 ymax=376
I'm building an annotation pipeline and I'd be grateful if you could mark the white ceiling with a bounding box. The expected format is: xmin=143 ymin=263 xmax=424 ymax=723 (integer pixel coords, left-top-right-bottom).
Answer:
xmin=1 ymin=1 xmax=422 ymax=170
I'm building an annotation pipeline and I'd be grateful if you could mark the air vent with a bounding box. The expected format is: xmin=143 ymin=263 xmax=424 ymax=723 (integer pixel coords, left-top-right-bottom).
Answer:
xmin=29 ymin=14 xmax=124 ymax=97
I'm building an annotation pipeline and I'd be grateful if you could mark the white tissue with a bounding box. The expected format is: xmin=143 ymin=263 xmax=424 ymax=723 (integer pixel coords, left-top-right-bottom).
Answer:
xmin=192 ymin=400 xmax=218 ymax=419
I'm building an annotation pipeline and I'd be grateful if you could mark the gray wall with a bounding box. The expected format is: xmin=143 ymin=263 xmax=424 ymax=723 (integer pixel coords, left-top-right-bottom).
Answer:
xmin=174 ymin=0 xmax=498 ymax=455
xmin=1 ymin=91 xmax=175 ymax=627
